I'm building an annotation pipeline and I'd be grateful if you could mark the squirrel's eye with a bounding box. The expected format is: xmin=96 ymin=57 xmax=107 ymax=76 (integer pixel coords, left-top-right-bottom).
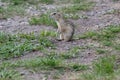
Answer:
xmin=53 ymin=13 xmax=56 ymax=15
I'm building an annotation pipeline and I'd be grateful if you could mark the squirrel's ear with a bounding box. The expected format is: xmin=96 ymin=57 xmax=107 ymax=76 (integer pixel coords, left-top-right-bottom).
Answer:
xmin=51 ymin=12 xmax=57 ymax=15
xmin=53 ymin=12 xmax=56 ymax=15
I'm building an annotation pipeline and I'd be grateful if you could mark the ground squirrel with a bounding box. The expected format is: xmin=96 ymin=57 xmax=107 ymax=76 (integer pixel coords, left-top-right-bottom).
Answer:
xmin=51 ymin=12 xmax=75 ymax=42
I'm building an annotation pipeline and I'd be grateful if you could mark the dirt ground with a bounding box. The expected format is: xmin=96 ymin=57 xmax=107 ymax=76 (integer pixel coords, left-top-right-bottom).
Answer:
xmin=0 ymin=0 xmax=120 ymax=80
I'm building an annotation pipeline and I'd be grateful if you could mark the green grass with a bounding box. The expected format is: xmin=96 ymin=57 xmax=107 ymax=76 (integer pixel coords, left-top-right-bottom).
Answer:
xmin=0 ymin=32 xmax=55 ymax=60
xmin=73 ymin=0 xmax=86 ymax=3
xmin=0 ymin=5 xmax=25 ymax=19
xmin=1 ymin=0 xmax=23 ymax=5
xmin=20 ymin=57 xmax=62 ymax=70
xmin=0 ymin=57 xmax=62 ymax=79
xmin=1 ymin=0 xmax=54 ymax=5
xmin=46 ymin=46 xmax=81 ymax=59
xmin=0 ymin=69 xmax=22 ymax=80
xmin=96 ymin=48 xmax=108 ymax=54
xmin=79 ymin=25 xmax=120 ymax=39
xmin=0 ymin=7 xmax=3 ymax=12
xmin=80 ymin=72 xmax=117 ymax=80
xmin=79 ymin=31 xmax=97 ymax=39
xmin=68 ymin=63 xmax=88 ymax=71
xmin=0 ymin=45 xmax=87 ymax=72
xmin=79 ymin=25 xmax=120 ymax=50
xmin=93 ymin=56 xmax=115 ymax=75
xmin=0 ymin=56 xmax=88 ymax=80
xmin=56 ymin=0 xmax=95 ymax=20
xmin=101 ymin=40 xmax=113 ymax=46
xmin=40 ymin=30 xmax=57 ymax=37
xmin=29 ymin=14 xmax=57 ymax=27
xmin=0 ymin=0 xmax=27 ymax=18
xmin=0 ymin=57 xmax=88 ymax=72
xmin=80 ymin=56 xmax=118 ymax=80
xmin=114 ymin=44 xmax=120 ymax=50
xmin=0 ymin=61 xmax=22 ymax=80
xmin=39 ymin=0 xmax=54 ymax=4
xmin=61 ymin=2 xmax=95 ymax=14
xmin=1 ymin=0 xmax=120 ymax=80
xmin=60 ymin=46 xmax=80 ymax=59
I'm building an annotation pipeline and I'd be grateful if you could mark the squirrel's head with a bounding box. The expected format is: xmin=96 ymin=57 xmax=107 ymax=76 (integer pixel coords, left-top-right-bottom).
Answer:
xmin=50 ymin=12 xmax=63 ymax=21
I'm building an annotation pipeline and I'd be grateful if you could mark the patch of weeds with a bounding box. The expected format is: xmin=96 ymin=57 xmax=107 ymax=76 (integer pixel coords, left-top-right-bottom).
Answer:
xmin=80 ymin=25 xmax=120 ymax=40
xmin=0 ymin=32 xmax=17 ymax=43
xmin=10 ymin=0 xmax=25 ymax=5
xmin=56 ymin=0 xmax=89 ymax=4
xmin=0 ymin=32 xmax=54 ymax=60
xmin=38 ymin=37 xmax=54 ymax=48
xmin=0 ymin=7 xmax=7 ymax=19
xmin=29 ymin=14 xmax=57 ymax=27
xmin=17 ymin=33 xmax=55 ymax=50
xmin=61 ymin=2 xmax=95 ymax=14
xmin=114 ymin=44 xmax=120 ymax=50
xmin=97 ymin=25 xmax=120 ymax=41
xmin=18 ymin=32 xmax=36 ymax=40
xmin=20 ymin=57 xmax=62 ymax=70
xmin=0 ymin=33 xmax=36 ymax=59
xmin=1 ymin=0 xmax=25 ymax=5
xmin=60 ymin=53 xmax=74 ymax=59
xmin=45 ymin=51 xmax=59 ymax=59
xmin=0 ymin=56 xmax=62 ymax=73
xmin=0 ymin=7 xmax=4 ymax=13
xmin=80 ymin=72 xmax=116 ymax=80
xmin=0 ymin=41 xmax=34 ymax=59
xmin=68 ymin=63 xmax=88 ymax=71
xmin=93 ymin=56 xmax=115 ymax=75
xmin=80 ymin=56 xmax=117 ymax=80
xmin=0 ymin=7 xmax=4 ymax=17
xmin=46 ymin=46 xmax=80 ymax=59
xmin=101 ymin=40 xmax=113 ymax=46
xmin=73 ymin=0 xmax=86 ymax=3
xmin=60 ymin=46 xmax=80 ymax=59
xmin=13 ymin=56 xmax=88 ymax=71
xmin=97 ymin=25 xmax=120 ymax=47
xmin=0 ymin=61 xmax=20 ymax=69
xmin=1 ymin=0 xmax=40 ymax=5
xmin=96 ymin=48 xmax=108 ymax=54
xmin=0 ymin=5 xmax=25 ymax=18
xmin=40 ymin=30 xmax=57 ymax=37
xmin=79 ymin=25 xmax=120 ymax=49
xmin=40 ymin=57 xmax=61 ymax=68
xmin=0 ymin=69 xmax=22 ymax=80
xmin=39 ymin=0 xmax=54 ymax=4
xmin=98 ymin=31 xmax=115 ymax=40
xmin=79 ymin=31 xmax=97 ymax=39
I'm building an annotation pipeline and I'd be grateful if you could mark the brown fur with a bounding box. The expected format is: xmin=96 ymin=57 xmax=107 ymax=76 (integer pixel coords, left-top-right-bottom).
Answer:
xmin=51 ymin=12 xmax=75 ymax=42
